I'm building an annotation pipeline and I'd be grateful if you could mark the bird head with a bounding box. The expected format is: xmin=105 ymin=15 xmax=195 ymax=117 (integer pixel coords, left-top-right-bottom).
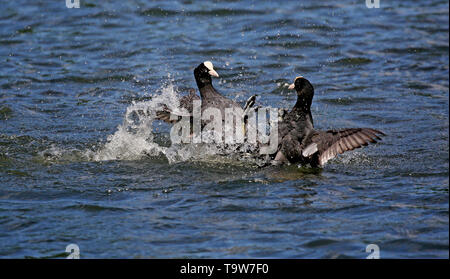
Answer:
xmin=288 ymin=76 xmax=314 ymax=108
xmin=194 ymin=61 xmax=220 ymax=88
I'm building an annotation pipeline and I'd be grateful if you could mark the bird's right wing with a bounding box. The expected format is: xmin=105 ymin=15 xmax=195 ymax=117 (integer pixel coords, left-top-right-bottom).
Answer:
xmin=155 ymin=89 xmax=198 ymax=124
xmin=155 ymin=104 xmax=191 ymax=123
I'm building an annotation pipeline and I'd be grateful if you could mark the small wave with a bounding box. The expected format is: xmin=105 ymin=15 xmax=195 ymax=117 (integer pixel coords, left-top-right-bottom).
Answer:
xmin=329 ymin=57 xmax=372 ymax=66
xmin=0 ymin=39 xmax=24 ymax=45
xmin=319 ymin=96 xmax=384 ymax=106
xmin=139 ymin=8 xmax=265 ymax=17
xmin=0 ymin=105 xmax=13 ymax=120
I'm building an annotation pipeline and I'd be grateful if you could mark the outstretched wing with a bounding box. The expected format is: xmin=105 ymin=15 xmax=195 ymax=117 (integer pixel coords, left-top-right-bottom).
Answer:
xmin=304 ymin=128 xmax=385 ymax=166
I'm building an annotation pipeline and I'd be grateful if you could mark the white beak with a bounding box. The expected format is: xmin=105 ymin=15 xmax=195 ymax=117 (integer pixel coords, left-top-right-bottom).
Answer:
xmin=208 ymin=69 xmax=219 ymax=78
xmin=288 ymin=83 xmax=295 ymax=90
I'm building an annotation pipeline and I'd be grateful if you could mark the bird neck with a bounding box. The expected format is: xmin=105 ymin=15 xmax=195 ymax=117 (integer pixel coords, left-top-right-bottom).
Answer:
xmin=195 ymin=74 xmax=212 ymax=90
xmin=293 ymin=97 xmax=312 ymax=114
xmin=292 ymin=96 xmax=314 ymax=128
xmin=199 ymin=83 xmax=220 ymax=99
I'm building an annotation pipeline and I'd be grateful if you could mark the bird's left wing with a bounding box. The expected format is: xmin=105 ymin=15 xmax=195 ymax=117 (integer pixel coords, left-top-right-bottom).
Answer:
xmin=303 ymin=128 xmax=385 ymax=166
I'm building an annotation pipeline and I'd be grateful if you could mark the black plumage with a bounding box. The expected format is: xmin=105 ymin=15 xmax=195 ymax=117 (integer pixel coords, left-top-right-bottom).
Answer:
xmin=194 ymin=62 xmax=242 ymax=115
xmin=273 ymin=76 xmax=385 ymax=167
xmin=155 ymin=88 xmax=199 ymax=123
xmin=156 ymin=61 xmax=256 ymax=125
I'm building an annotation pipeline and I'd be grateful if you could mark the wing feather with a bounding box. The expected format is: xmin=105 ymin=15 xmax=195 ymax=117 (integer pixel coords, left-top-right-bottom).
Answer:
xmin=314 ymin=128 xmax=385 ymax=166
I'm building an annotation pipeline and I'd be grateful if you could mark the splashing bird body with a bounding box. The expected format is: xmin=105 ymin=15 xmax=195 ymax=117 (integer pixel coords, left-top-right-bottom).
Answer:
xmin=273 ymin=76 xmax=385 ymax=167
xmin=156 ymin=61 xmax=257 ymax=127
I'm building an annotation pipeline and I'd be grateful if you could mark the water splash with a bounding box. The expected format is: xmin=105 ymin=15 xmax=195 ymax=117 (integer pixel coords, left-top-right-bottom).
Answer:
xmin=86 ymin=82 xmax=179 ymax=162
xmin=35 ymin=80 xmax=272 ymax=166
xmin=84 ymin=80 xmax=266 ymax=165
